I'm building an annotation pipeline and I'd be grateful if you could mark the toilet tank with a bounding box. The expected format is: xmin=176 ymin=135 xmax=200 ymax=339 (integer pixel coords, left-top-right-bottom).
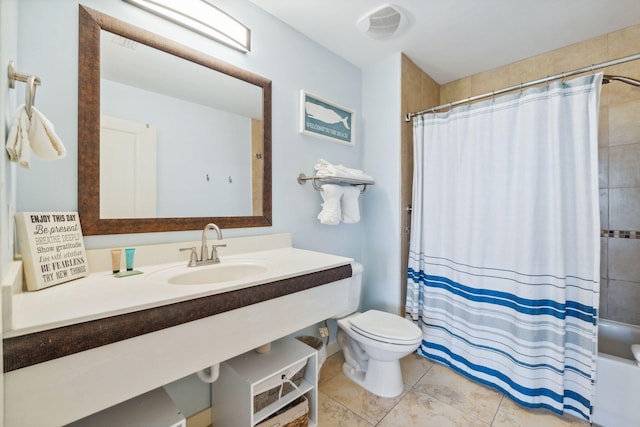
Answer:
xmin=331 ymin=262 xmax=363 ymax=318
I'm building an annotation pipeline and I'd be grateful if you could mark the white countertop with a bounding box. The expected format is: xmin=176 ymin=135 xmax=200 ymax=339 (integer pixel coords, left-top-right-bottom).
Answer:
xmin=7 ymin=246 xmax=352 ymax=338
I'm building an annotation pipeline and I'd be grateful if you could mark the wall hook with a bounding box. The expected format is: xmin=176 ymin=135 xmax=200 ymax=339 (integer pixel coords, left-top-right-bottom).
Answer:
xmin=7 ymin=60 xmax=41 ymax=89
xmin=7 ymin=60 xmax=41 ymax=117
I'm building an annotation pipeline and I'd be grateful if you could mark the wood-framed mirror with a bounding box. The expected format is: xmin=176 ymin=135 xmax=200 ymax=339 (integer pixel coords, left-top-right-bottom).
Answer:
xmin=78 ymin=5 xmax=271 ymax=235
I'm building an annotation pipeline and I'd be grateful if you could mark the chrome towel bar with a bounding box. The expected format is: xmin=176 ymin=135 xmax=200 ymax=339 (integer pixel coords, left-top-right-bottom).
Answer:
xmin=297 ymin=173 xmax=374 ymax=193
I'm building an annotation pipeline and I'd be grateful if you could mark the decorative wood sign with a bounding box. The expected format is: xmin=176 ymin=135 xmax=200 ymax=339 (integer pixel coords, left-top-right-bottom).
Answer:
xmin=299 ymin=90 xmax=355 ymax=145
xmin=15 ymin=212 xmax=89 ymax=291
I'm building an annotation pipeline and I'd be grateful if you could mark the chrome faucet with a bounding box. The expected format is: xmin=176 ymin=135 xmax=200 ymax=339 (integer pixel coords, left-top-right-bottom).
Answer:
xmin=201 ymin=223 xmax=224 ymax=262
xmin=180 ymin=223 xmax=226 ymax=267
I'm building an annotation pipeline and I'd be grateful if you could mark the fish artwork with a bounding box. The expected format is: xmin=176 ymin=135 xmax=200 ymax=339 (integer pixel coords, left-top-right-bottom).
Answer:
xmin=305 ymin=101 xmax=350 ymax=130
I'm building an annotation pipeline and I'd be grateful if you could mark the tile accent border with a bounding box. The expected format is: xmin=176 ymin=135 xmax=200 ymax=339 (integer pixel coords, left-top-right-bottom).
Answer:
xmin=601 ymin=229 xmax=640 ymax=239
xmin=2 ymin=265 xmax=352 ymax=372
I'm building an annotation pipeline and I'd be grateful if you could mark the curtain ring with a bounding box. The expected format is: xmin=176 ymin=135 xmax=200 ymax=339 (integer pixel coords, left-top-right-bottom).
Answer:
xmin=25 ymin=75 xmax=37 ymax=118
xmin=447 ymin=102 xmax=453 ymax=112
xmin=591 ymin=64 xmax=595 ymax=74
xmin=519 ymin=82 xmax=523 ymax=93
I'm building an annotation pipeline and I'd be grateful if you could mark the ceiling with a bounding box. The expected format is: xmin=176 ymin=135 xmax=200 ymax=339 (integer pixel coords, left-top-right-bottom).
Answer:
xmin=249 ymin=0 xmax=640 ymax=84
xmin=101 ymin=31 xmax=262 ymax=118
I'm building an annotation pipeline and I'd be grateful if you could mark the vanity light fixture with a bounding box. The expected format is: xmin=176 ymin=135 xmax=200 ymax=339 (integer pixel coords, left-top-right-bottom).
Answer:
xmin=123 ymin=0 xmax=250 ymax=52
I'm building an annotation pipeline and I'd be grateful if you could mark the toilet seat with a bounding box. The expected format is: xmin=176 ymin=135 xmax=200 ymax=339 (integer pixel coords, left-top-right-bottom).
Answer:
xmin=349 ymin=310 xmax=422 ymax=345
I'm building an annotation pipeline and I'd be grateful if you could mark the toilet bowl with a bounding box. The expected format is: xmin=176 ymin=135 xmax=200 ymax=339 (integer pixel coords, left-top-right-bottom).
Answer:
xmin=333 ymin=263 xmax=422 ymax=397
xmin=337 ymin=310 xmax=422 ymax=397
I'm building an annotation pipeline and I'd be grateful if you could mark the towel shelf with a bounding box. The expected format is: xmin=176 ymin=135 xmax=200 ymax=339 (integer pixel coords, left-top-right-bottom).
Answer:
xmin=297 ymin=173 xmax=374 ymax=193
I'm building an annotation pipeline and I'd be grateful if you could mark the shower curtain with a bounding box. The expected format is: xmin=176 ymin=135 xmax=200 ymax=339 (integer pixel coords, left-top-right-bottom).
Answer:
xmin=406 ymin=74 xmax=601 ymax=421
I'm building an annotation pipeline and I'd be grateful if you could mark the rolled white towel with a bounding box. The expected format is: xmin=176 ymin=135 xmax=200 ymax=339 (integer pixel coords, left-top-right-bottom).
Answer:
xmin=317 ymin=184 xmax=343 ymax=225
xmin=632 ymin=344 xmax=640 ymax=367
xmin=341 ymin=186 xmax=361 ymax=224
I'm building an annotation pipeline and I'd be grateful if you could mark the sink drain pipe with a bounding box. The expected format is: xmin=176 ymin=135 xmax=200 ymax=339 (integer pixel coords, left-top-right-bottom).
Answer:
xmin=196 ymin=364 xmax=220 ymax=383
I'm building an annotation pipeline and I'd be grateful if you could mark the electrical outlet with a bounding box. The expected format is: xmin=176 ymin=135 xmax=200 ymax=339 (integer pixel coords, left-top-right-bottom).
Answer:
xmin=319 ymin=326 xmax=329 ymax=337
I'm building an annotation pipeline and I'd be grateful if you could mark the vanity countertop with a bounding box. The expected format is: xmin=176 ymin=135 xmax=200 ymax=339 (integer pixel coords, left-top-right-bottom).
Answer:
xmin=3 ymin=234 xmax=357 ymax=427
xmin=7 ymin=246 xmax=353 ymax=338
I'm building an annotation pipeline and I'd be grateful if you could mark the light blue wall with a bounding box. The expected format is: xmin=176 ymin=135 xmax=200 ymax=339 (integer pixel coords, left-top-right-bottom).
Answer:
xmin=0 ymin=0 xmax=18 ymax=277
xmin=14 ymin=0 xmax=366 ymax=261
xmin=1 ymin=0 xmax=19 ymax=421
xmin=101 ymin=79 xmax=252 ymax=217
xmin=361 ymin=53 xmax=403 ymax=314
xmin=11 ymin=0 xmax=390 ymax=418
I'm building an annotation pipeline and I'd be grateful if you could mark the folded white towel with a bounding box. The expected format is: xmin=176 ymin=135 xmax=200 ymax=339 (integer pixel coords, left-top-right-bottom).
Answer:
xmin=5 ymin=104 xmax=66 ymax=168
xmin=314 ymin=159 xmax=374 ymax=181
xmin=317 ymin=184 xmax=343 ymax=225
xmin=341 ymin=186 xmax=361 ymax=224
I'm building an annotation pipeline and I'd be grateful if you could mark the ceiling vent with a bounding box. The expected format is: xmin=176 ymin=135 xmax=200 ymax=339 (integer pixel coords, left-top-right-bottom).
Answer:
xmin=356 ymin=4 xmax=409 ymax=40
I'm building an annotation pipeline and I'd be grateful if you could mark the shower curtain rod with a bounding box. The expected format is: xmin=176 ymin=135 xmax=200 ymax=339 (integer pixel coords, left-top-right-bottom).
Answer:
xmin=405 ymin=52 xmax=640 ymax=121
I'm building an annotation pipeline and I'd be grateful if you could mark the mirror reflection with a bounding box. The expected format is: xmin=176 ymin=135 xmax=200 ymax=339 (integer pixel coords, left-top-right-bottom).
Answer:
xmin=78 ymin=5 xmax=272 ymax=235
xmin=100 ymin=30 xmax=263 ymax=219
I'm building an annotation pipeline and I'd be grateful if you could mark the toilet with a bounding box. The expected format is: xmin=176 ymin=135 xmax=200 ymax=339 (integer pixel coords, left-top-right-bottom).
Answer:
xmin=334 ymin=263 xmax=422 ymax=398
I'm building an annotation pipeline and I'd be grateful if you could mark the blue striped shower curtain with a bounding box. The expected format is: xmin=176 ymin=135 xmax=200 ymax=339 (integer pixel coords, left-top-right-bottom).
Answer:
xmin=405 ymin=74 xmax=601 ymax=421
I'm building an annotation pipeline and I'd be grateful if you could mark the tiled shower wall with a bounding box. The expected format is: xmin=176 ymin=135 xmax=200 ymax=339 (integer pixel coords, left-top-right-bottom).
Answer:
xmin=436 ymin=24 xmax=640 ymax=325
xmin=600 ymin=83 xmax=640 ymax=325
xmin=400 ymin=55 xmax=440 ymax=316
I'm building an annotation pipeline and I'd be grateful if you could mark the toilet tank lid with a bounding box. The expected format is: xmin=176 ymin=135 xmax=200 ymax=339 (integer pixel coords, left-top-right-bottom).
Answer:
xmin=351 ymin=310 xmax=422 ymax=342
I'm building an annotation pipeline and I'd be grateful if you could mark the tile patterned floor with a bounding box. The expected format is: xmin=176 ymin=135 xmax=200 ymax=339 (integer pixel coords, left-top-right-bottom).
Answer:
xmin=318 ymin=351 xmax=590 ymax=427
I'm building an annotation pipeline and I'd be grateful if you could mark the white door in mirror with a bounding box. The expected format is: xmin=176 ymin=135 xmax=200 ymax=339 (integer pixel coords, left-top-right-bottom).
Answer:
xmin=100 ymin=114 xmax=157 ymax=218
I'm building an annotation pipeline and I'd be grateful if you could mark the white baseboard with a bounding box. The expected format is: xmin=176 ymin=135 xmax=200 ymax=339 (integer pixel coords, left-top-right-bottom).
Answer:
xmin=326 ymin=340 xmax=340 ymax=357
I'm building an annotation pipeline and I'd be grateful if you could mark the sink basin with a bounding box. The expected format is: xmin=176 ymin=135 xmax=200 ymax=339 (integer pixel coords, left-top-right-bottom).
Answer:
xmin=166 ymin=261 xmax=269 ymax=285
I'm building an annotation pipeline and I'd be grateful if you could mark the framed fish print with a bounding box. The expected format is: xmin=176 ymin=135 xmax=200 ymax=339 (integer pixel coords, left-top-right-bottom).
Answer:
xmin=299 ymin=90 xmax=355 ymax=145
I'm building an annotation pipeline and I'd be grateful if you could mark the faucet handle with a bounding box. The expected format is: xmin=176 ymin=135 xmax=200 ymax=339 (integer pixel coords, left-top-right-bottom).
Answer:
xmin=179 ymin=247 xmax=199 ymax=267
xmin=210 ymin=244 xmax=227 ymax=262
